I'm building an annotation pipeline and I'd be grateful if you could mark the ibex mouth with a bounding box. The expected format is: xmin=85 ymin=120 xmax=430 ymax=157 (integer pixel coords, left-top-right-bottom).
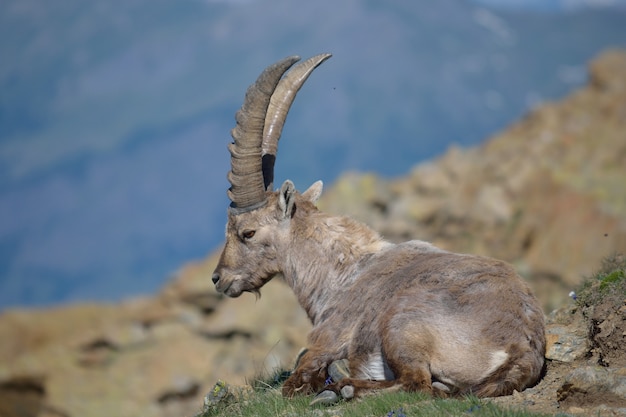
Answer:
xmin=216 ymin=281 xmax=240 ymax=298
xmin=213 ymin=274 xmax=234 ymax=296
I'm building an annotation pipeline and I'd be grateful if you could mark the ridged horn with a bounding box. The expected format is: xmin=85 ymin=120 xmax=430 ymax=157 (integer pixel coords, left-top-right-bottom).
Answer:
xmin=261 ymin=53 xmax=332 ymax=191
xmin=227 ymin=56 xmax=300 ymax=212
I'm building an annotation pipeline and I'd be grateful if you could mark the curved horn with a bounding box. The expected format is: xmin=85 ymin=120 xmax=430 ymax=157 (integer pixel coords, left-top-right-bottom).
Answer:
xmin=227 ymin=56 xmax=300 ymax=212
xmin=261 ymin=53 xmax=332 ymax=190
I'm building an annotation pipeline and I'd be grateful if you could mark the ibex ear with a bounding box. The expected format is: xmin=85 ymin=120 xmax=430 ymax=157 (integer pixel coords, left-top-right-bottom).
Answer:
xmin=302 ymin=180 xmax=323 ymax=203
xmin=278 ymin=180 xmax=297 ymax=218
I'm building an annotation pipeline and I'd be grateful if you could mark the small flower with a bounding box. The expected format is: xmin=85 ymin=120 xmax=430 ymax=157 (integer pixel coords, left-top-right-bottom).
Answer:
xmin=387 ymin=407 xmax=406 ymax=417
xmin=324 ymin=375 xmax=333 ymax=386
xmin=569 ymin=291 xmax=577 ymax=300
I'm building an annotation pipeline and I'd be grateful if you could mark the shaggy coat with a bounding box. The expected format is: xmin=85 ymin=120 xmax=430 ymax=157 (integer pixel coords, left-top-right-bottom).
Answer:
xmin=214 ymin=185 xmax=546 ymax=398
xmin=211 ymin=53 xmax=546 ymax=400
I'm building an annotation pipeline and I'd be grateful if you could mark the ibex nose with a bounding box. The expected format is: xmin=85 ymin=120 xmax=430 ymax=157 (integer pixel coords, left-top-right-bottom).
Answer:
xmin=212 ymin=272 xmax=220 ymax=285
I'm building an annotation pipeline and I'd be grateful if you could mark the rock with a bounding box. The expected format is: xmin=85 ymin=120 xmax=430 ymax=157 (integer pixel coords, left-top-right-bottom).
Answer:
xmin=471 ymin=185 xmax=513 ymax=224
xmin=309 ymin=390 xmax=340 ymax=406
xmin=544 ymin=304 xmax=590 ymax=362
xmin=202 ymin=380 xmax=250 ymax=411
xmin=0 ymin=375 xmax=49 ymax=417
xmin=408 ymin=161 xmax=454 ymax=195
xmin=340 ymin=385 xmax=354 ymax=400
xmin=545 ymin=324 xmax=589 ymax=363
xmin=589 ymin=49 xmax=626 ymax=92
xmin=400 ymin=195 xmax=442 ymax=224
xmin=558 ymin=366 xmax=626 ymax=408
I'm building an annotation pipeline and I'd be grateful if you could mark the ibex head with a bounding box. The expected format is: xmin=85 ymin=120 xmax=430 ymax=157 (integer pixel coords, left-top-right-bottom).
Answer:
xmin=212 ymin=54 xmax=331 ymax=297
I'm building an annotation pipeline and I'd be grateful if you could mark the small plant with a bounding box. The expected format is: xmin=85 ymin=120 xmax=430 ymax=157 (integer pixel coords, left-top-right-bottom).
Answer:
xmin=576 ymin=252 xmax=626 ymax=308
xmin=574 ymin=252 xmax=626 ymax=367
xmin=194 ymin=386 xmax=551 ymax=417
xmin=386 ymin=406 xmax=406 ymax=417
xmin=599 ymin=269 xmax=625 ymax=291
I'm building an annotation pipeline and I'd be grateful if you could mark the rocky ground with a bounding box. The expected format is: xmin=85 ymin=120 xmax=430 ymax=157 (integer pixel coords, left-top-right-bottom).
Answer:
xmin=0 ymin=49 xmax=625 ymax=417
xmin=492 ymin=254 xmax=626 ymax=416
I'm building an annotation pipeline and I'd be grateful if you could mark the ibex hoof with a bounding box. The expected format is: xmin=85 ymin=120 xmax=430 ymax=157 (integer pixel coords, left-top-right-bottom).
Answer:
xmin=340 ymin=384 xmax=355 ymax=399
xmin=310 ymin=390 xmax=339 ymax=406
xmin=328 ymin=359 xmax=350 ymax=383
xmin=432 ymin=381 xmax=451 ymax=393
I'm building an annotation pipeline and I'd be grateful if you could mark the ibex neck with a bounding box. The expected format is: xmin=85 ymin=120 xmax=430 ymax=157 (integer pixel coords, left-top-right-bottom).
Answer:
xmin=283 ymin=212 xmax=389 ymax=324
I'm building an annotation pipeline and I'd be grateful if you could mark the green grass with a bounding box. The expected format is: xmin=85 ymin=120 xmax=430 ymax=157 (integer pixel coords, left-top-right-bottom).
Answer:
xmin=197 ymin=388 xmax=552 ymax=417
xmin=576 ymin=252 xmax=626 ymax=307
xmin=195 ymin=370 xmax=552 ymax=417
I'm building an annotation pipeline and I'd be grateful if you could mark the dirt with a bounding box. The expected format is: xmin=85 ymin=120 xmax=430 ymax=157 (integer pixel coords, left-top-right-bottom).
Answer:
xmin=587 ymin=294 xmax=626 ymax=369
xmin=491 ymin=361 xmax=626 ymax=416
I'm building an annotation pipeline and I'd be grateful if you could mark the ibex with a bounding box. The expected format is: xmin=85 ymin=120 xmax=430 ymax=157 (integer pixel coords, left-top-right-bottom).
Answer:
xmin=212 ymin=54 xmax=546 ymax=403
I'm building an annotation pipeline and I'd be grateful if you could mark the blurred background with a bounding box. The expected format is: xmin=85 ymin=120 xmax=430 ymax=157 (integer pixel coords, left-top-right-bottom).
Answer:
xmin=1 ymin=0 xmax=626 ymax=310
xmin=3 ymin=1 xmax=626 ymax=416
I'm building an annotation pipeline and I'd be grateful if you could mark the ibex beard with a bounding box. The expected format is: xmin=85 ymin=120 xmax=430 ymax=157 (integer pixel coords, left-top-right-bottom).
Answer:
xmin=212 ymin=54 xmax=546 ymax=401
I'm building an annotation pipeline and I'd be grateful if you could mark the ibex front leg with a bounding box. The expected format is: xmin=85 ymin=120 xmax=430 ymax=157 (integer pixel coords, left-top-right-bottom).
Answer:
xmin=282 ymin=349 xmax=337 ymax=397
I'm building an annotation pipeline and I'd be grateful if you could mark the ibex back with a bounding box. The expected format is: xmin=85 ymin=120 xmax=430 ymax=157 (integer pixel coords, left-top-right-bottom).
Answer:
xmin=212 ymin=54 xmax=545 ymax=401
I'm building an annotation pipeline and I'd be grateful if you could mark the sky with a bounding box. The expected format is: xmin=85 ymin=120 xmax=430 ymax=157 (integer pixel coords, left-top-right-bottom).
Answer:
xmin=469 ymin=0 xmax=626 ymax=11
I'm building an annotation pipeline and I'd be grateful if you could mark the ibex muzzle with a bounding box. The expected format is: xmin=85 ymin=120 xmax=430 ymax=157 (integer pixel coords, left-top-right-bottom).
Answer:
xmin=212 ymin=54 xmax=545 ymax=401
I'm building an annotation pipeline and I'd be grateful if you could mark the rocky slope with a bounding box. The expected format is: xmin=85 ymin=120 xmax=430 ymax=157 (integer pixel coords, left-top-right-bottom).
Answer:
xmin=0 ymin=49 xmax=625 ymax=417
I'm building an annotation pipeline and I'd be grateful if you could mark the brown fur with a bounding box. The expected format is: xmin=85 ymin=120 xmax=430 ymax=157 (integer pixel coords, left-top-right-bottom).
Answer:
xmin=212 ymin=183 xmax=546 ymax=399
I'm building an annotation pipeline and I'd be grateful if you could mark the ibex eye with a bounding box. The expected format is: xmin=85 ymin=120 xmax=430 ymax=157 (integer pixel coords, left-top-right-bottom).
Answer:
xmin=242 ymin=230 xmax=256 ymax=240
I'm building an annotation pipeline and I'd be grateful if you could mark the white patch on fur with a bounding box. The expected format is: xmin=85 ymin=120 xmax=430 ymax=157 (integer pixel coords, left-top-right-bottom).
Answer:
xmin=484 ymin=350 xmax=509 ymax=378
xmin=433 ymin=374 xmax=456 ymax=386
xmin=358 ymin=353 xmax=387 ymax=381
xmin=432 ymin=381 xmax=451 ymax=393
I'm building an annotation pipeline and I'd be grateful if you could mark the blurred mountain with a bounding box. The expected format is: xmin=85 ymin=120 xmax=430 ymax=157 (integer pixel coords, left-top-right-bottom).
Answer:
xmin=1 ymin=0 xmax=626 ymax=308
xmin=0 ymin=48 xmax=624 ymax=417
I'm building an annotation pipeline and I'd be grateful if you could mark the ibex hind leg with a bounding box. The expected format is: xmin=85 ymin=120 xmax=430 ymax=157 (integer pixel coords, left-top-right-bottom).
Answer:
xmin=380 ymin=328 xmax=442 ymax=396
xmin=329 ymin=353 xmax=436 ymax=399
xmin=327 ymin=367 xmax=440 ymax=399
xmin=467 ymin=343 xmax=543 ymax=398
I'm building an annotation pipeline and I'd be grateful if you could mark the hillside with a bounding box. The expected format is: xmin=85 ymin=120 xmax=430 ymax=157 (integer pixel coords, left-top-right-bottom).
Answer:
xmin=0 ymin=49 xmax=625 ymax=417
